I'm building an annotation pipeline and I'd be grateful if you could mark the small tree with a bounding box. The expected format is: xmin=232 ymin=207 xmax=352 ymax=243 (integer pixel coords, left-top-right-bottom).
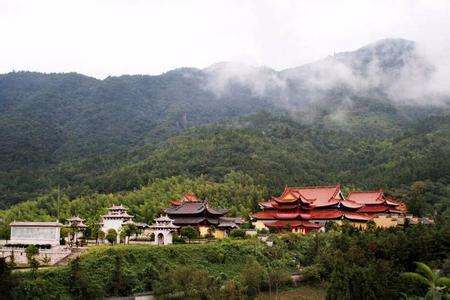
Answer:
xmin=366 ymin=220 xmax=377 ymax=231
xmin=120 ymin=224 xmax=137 ymax=244
xmin=106 ymin=229 xmax=117 ymax=244
xmin=180 ymin=226 xmax=199 ymax=243
xmin=240 ymin=259 xmax=266 ymax=296
xmin=88 ymin=221 xmax=102 ymax=245
xmin=25 ymin=245 xmax=39 ymax=271
xmin=267 ymin=266 xmax=291 ymax=298
xmin=98 ymin=230 xmax=105 ymax=242
xmin=401 ymin=262 xmax=450 ymax=299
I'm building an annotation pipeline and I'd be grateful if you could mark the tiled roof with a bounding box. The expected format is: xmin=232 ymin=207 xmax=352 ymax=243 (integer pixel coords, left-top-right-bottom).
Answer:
xmin=386 ymin=198 xmax=401 ymax=206
xmin=340 ymin=200 xmax=363 ymax=209
xmin=102 ymin=212 xmax=133 ymax=218
xmin=343 ymin=212 xmax=373 ymax=221
xmin=149 ymin=223 xmax=179 ymax=229
xmin=272 ymin=203 xmax=300 ymax=210
xmin=274 ymin=212 xmax=300 ymax=219
xmin=154 ymin=215 xmax=174 ymax=222
xmin=310 ymin=209 xmax=343 ymax=220
xmin=165 ymin=202 xmax=205 ymax=214
xmin=357 ymin=205 xmax=390 ymax=213
xmin=172 ymin=217 xmax=206 ymax=225
xmin=165 ymin=202 xmax=228 ymax=216
xmin=206 ymin=206 xmax=229 ymax=215
xmin=170 ymin=194 xmax=200 ymax=206
xmin=347 ymin=191 xmax=385 ymax=205
xmin=281 ymin=185 xmax=342 ymax=207
xmin=259 ymin=201 xmax=275 ymax=208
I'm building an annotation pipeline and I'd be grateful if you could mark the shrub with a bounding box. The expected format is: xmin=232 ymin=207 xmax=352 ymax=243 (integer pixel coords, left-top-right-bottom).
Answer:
xmin=229 ymin=229 xmax=246 ymax=239
xmin=106 ymin=229 xmax=117 ymax=244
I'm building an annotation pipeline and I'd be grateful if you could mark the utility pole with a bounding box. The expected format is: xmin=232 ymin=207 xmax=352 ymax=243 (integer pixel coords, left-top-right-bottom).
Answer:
xmin=57 ymin=184 xmax=60 ymax=221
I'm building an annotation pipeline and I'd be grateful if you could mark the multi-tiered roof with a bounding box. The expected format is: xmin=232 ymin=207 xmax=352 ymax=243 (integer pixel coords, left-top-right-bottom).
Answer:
xmin=102 ymin=204 xmax=133 ymax=220
xmin=251 ymin=185 xmax=406 ymax=232
xmin=66 ymin=216 xmax=88 ymax=229
xmin=164 ymin=194 xmax=243 ymax=228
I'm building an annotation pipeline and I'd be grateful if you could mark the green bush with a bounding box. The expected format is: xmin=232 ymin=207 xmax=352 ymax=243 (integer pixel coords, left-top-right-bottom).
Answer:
xmin=229 ymin=229 xmax=246 ymax=239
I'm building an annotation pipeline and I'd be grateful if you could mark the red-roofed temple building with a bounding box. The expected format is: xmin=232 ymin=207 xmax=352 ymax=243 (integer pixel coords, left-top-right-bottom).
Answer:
xmin=250 ymin=185 xmax=407 ymax=233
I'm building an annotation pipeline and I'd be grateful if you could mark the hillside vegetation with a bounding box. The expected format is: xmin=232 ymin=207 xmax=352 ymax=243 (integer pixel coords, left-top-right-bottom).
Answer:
xmin=4 ymin=221 xmax=450 ymax=299
xmin=1 ymin=38 xmax=449 ymax=208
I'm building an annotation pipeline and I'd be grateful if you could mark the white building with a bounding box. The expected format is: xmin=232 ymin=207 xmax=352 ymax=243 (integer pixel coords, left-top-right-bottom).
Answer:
xmin=149 ymin=215 xmax=179 ymax=245
xmin=101 ymin=204 xmax=134 ymax=243
xmin=8 ymin=221 xmax=62 ymax=246
xmin=0 ymin=221 xmax=70 ymax=265
xmin=65 ymin=216 xmax=88 ymax=245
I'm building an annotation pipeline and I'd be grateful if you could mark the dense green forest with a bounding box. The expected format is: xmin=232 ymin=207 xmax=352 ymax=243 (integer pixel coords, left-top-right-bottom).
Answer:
xmin=1 ymin=39 xmax=449 ymax=208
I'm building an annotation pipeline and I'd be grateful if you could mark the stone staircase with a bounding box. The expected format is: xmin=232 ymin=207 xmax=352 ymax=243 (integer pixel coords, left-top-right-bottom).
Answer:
xmin=54 ymin=247 xmax=86 ymax=266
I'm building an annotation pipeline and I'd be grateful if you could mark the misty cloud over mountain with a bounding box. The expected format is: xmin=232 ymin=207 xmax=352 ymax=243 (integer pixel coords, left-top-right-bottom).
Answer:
xmin=205 ymin=38 xmax=449 ymax=108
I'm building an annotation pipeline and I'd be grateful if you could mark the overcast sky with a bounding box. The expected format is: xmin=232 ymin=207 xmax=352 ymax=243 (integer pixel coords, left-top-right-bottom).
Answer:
xmin=1 ymin=0 xmax=449 ymax=78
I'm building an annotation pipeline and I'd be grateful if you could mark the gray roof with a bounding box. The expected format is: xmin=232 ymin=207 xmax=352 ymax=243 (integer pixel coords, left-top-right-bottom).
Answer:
xmin=165 ymin=202 xmax=228 ymax=215
xmin=10 ymin=221 xmax=63 ymax=227
xmin=172 ymin=217 xmax=206 ymax=225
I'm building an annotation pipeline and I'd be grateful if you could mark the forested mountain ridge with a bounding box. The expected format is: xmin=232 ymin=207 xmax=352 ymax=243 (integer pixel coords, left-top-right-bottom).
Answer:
xmin=0 ymin=38 xmax=449 ymax=208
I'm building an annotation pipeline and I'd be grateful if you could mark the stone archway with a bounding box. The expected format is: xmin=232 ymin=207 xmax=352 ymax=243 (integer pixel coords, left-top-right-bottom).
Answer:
xmin=157 ymin=233 xmax=164 ymax=245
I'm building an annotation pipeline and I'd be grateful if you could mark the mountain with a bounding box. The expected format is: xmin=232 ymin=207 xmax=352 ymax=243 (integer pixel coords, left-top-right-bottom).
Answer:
xmin=0 ymin=38 xmax=449 ymax=208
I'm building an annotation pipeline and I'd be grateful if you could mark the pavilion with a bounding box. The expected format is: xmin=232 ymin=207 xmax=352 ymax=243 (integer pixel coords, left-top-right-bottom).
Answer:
xmin=164 ymin=194 xmax=244 ymax=238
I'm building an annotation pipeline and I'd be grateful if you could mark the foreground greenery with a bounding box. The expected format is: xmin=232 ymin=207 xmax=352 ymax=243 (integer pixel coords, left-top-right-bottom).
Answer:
xmin=1 ymin=220 xmax=449 ymax=299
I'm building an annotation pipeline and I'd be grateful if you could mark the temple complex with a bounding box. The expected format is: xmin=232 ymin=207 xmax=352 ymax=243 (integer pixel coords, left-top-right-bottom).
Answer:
xmin=164 ymin=194 xmax=244 ymax=238
xmin=251 ymin=185 xmax=407 ymax=233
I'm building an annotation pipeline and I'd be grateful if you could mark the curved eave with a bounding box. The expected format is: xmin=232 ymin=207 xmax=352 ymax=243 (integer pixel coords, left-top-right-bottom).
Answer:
xmin=272 ymin=203 xmax=299 ymax=210
xmin=343 ymin=212 xmax=373 ymax=221
xmin=313 ymin=199 xmax=340 ymax=208
xmin=340 ymin=200 xmax=363 ymax=209
xmin=272 ymin=197 xmax=300 ymax=204
xmin=386 ymin=199 xmax=401 ymax=206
